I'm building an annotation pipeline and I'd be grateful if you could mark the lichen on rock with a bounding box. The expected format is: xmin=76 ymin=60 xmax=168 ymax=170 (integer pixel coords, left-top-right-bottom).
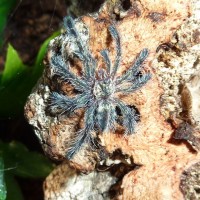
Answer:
xmin=43 ymin=162 xmax=117 ymax=200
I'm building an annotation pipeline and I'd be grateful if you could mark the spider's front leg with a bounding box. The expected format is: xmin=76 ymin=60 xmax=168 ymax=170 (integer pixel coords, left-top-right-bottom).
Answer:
xmin=100 ymin=49 xmax=111 ymax=76
xmin=116 ymin=48 xmax=150 ymax=85
xmin=63 ymin=16 xmax=97 ymax=78
xmin=108 ymin=25 xmax=122 ymax=78
xmin=50 ymin=54 xmax=89 ymax=92
xmin=115 ymin=49 xmax=151 ymax=93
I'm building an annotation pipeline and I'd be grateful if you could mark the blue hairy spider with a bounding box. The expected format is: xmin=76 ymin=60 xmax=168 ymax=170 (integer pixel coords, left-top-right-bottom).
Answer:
xmin=48 ymin=16 xmax=151 ymax=159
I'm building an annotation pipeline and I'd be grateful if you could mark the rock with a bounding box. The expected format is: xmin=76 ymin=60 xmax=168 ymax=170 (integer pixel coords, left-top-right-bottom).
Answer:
xmin=25 ymin=0 xmax=200 ymax=199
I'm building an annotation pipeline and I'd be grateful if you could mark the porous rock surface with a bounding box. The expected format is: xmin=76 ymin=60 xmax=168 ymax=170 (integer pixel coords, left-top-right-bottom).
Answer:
xmin=24 ymin=0 xmax=200 ymax=199
xmin=43 ymin=162 xmax=117 ymax=200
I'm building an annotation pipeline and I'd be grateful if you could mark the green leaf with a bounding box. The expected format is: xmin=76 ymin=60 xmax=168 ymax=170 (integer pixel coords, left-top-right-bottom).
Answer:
xmin=32 ymin=31 xmax=60 ymax=80
xmin=4 ymin=173 xmax=23 ymax=200
xmin=1 ymin=141 xmax=54 ymax=178
xmin=1 ymin=44 xmax=28 ymax=84
xmin=35 ymin=31 xmax=60 ymax=67
xmin=0 ymin=0 xmax=17 ymax=47
xmin=0 ymin=157 xmax=6 ymax=200
xmin=0 ymin=141 xmax=54 ymax=200
xmin=0 ymin=31 xmax=59 ymax=118
xmin=0 ymin=44 xmax=31 ymax=117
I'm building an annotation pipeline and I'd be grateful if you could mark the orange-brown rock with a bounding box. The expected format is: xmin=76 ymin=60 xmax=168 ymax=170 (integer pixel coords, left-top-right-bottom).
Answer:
xmin=24 ymin=0 xmax=200 ymax=199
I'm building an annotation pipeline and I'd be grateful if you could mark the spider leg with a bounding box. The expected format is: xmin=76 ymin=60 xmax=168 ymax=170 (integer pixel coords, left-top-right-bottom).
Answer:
xmin=66 ymin=103 xmax=97 ymax=159
xmin=63 ymin=16 xmax=97 ymax=78
xmin=108 ymin=25 xmax=121 ymax=78
xmin=116 ymin=73 xmax=151 ymax=93
xmin=115 ymin=99 xmax=139 ymax=135
xmin=96 ymin=100 xmax=116 ymax=132
xmin=116 ymin=48 xmax=149 ymax=85
xmin=48 ymin=92 xmax=91 ymax=116
xmin=51 ymin=54 xmax=90 ymax=92
xmin=100 ymin=49 xmax=111 ymax=75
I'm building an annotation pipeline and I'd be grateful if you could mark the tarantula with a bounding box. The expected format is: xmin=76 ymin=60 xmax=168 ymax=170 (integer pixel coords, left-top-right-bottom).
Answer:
xmin=48 ymin=16 xmax=151 ymax=159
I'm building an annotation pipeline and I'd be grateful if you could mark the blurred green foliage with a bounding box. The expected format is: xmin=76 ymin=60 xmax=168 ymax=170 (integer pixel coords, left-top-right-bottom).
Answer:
xmin=0 ymin=31 xmax=59 ymax=118
xmin=0 ymin=1 xmax=61 ymax=199
xmin=0 ymin=141 xmax=54 ymax=200
xmin=0 ymin=29 xmax=59 ymax=200
xmin=0 ymin=0 xmax=17 ymax=47
xmin=0 ymin=32 xmax=59 ymax=198
xmin=0 ymin=158 xmax=6 ymax=200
